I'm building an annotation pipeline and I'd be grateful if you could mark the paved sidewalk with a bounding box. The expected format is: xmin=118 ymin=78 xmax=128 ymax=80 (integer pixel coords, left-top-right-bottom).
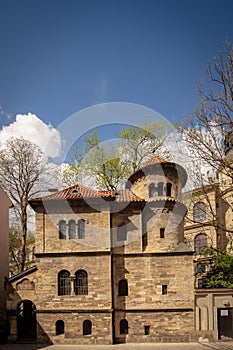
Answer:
xmin=1 ymin=342 xmax=233 ymax=350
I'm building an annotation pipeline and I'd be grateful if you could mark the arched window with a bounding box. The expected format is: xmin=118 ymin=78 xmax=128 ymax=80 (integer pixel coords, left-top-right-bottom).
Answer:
xmin=75 ymin=270 xmax=88 ymax=295
xmin=58 ymin=270 xmax=71 ymax=295
xmin=195 ymin=233 xmax=207 ymax=254
xmin=68 ymin=220 xmax=76 ymax=239
xmin=193 ymin=202 xmax=206 ymax=222
xmin=148 ymin=183 xmax=156 ymax=198
xmin=56 ymin=320 xmax=64 ymax=335
xmin=118 ymin=279 xmax=128 ymax=296
xmin=166 ymin=183 xmax=172 ymax=197
xmin=158 ymin=182 xmax=163 ymax=196
xmin=120 ymin=319 xmax=128 ymax=334
xmin=78 ymin=219 xmax=85 ymax=239
xmin=117 ymin=225 xmax=127 ymax=241
xmin=83 ymin=320 xmax=92 ymax=335
xmin=59 ymin=220 xmax=66 ymax=239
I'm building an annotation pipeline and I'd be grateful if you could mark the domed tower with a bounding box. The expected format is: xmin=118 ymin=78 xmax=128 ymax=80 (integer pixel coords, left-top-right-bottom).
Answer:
xmin=126 ymin=156 xmax=189 ymax=252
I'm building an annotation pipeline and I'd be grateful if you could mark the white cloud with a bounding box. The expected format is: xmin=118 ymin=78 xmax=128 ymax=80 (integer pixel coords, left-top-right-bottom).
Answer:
xmin=0 ymin=113 xmax=61 ymax=158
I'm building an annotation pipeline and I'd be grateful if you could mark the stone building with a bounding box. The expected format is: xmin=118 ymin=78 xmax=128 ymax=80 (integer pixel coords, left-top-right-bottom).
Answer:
xmin=6 ymin=156 xmax=196 ymax=344
xmin=183 ymin=132 xmax=233 ymax=340
xmin=0 ymin=186 xmax=12 ymax=343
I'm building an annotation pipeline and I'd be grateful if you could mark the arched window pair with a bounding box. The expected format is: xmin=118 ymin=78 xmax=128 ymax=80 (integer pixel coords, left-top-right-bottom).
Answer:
xmin=193 ymin=202 xmax=206 ymax=222
xmin=148 ymin=182 xmax=172 ymax=198
xmin=194 ymin=233 xmax=207 ymax=254
xmin=55 ymin=319 xmax=92 ymax=336
xmin=59 ymin=219 xmax=85 ymax=240
xmin=58 ymin=270 xmax=88 ymax=296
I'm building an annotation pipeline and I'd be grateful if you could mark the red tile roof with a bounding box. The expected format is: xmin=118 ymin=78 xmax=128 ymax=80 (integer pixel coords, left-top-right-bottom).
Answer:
xmin=141 ymin=156 xmax=167 ymax=168
xmin=30 ymin=184 xmax=144 ymax=203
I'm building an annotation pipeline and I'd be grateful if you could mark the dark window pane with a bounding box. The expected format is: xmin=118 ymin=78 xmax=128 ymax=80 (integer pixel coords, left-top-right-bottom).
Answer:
xmin=59 ymin=220 xmax=66 ymax=239
xmin=58 ymin=270 xmax=71 ymax=296
xmin=166 ymin=183 xmax=172 ymax=196
xmin=197 ymin=263 xmax=206 ymax=273
xmin=68 ymin=220 xmax=76 ymax=239
xmin=78 ymin=220 xmax=85 ymax=239
xmin=162 ymin=285 xmax=167 ymax=295
xmin=149 ymin=183 xmax=156 ymax=198
xmin=120 ymin=319 xmax=128 ymax=334
xmin=144 ymin=325 xmax=150 ymax=335
xmin=56 ymin=320 xmax=64 ymax=335
xmin=118 ymin=279 xmax=128 ymax=296
xmin=160 ymin=228 xmax=165 ymax=238
xmin=75 ymin=270 xmax=88 ymax=295
xmin=198 ymin=278 xmax=207 ymax=288
xmin=158 ymin=182 xmax=163 ymax=196
xmin=83 ymin=320 xmax=92 ymax=335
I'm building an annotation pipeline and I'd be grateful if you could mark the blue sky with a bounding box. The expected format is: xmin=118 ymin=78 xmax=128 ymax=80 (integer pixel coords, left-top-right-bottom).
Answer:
xmin=0 ymin=0 xmax=232 ymax=131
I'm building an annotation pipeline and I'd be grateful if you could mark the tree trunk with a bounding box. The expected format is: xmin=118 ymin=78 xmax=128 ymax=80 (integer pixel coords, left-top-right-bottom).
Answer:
xmin=20 ymin=206 xmax=27 ymax=273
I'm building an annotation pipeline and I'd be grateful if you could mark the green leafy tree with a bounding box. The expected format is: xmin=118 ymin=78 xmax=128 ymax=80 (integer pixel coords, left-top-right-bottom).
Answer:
xmin=202 ymin=247 xmax=233 ymax=288
xmin=62 ymin=129 xmax=130 ymax=190
xmin=120 ymin=121 xmax=171 ymax=173
xmin=62 ymin=121 xmax=171 ymax=190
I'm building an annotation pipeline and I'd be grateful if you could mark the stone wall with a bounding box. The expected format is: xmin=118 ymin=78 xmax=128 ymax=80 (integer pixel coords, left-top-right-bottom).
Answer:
xmin=113 ymin=254 xmax=194 ymax=310
xmin=35 ymin=254 xmax=112 ymax=310
xmin=35 ymin=210 xmax=111 ymax=254
xmin=37 ymin=312 xmax=112 ymax=345
xmin=114 ymin=310 xmax=195 ymax=343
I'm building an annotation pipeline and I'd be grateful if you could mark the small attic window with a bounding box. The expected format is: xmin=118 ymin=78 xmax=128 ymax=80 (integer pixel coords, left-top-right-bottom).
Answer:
xmin=71 ymin=189 xmax=79 ymax=194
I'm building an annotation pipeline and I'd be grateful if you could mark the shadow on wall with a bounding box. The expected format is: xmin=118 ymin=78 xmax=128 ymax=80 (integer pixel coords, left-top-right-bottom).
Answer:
xmin=6 ymin=281 xmax=52 ymax=346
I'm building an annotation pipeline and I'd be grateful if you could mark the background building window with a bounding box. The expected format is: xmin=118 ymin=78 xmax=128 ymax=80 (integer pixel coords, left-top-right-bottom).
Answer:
xmin=197 ymin=262 xmax=206 ymax=273
xmin=149 ymin=183 xmax=156 ymax=198
xmin=193 ymin=202 xmax=206 ymax=222
xmin=68 ymin=219 xmax=76 ymax=239
xmin=198 ymin=278 xmax=207 ymax=288
xmin=56 ymin=320 xmax=64 ymax=335
xmin=78 ymin=219 xmax=85 ymax=239
xmin=58 ymin=270 xmax=71 ymax=296
xmin=75 ymin=270 xmax=88 ymax=295
xmin=83 ymin=320 xmax=92 ymax=335
xmin=59 ymin=220 xmax=66 ymax=239
xmin=120 ymin=319 xmax=128 ymax=334
xmin=118 ymin=279 xmax=128 ymax=296
xmin=195 ymin=233 xmax=207 ymax=254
